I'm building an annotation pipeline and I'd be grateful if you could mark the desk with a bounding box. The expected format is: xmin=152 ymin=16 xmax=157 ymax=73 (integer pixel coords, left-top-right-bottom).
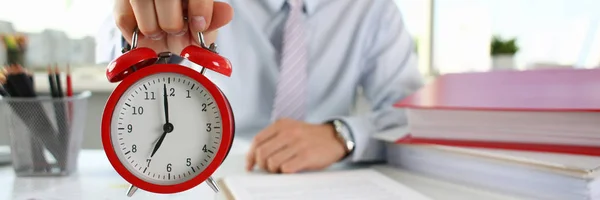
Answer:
xmin=0 ymin=150 xmax=528 ymax=200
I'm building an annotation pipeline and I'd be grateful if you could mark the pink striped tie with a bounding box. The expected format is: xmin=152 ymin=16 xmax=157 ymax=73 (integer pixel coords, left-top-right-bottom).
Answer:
xmin=272 ymin=0 xmax=307 ymax=121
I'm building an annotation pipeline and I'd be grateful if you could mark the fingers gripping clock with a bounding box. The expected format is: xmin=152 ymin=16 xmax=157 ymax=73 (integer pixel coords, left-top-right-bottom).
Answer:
xmin=101 ymin=28 xmax=235 ymax=196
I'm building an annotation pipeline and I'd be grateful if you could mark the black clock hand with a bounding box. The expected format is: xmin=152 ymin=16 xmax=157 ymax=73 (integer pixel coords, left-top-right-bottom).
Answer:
xmin=150 ymin=84 xmax=173 ymax=158
xmin=150 ymin=130 xmax=167 ymax=158
xmin=163 ymin=84 xmax=169 ymax=124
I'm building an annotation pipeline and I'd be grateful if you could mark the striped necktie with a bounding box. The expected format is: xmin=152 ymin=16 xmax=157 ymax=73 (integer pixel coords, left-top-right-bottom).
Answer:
xmin=272 ymin=0 xmax=307 ymax=121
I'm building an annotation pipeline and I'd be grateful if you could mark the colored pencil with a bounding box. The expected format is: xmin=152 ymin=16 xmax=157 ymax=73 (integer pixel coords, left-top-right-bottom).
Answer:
xmin=52 ymin=65 xmax=68 ymax=170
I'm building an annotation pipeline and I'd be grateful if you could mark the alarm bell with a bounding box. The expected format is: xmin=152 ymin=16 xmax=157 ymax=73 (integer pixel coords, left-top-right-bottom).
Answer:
xmin=106 ymin=28 xmax=232 ymax=83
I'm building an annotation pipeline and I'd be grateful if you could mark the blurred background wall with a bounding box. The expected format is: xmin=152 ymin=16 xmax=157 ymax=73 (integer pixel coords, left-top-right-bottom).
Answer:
xmin=0 ymin=21 xmax=96 ymax=68
xmin=0 ymin=0 xmax=599 ymax=149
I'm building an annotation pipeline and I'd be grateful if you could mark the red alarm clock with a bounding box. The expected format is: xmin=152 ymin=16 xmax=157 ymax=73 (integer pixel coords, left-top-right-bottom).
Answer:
xmin=101 ymin=29 xmax=234 ymax=196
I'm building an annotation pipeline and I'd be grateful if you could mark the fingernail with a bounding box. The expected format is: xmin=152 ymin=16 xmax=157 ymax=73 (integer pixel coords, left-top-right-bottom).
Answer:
xmin=170 ymin=30 xmax=186 ymax=37
xmin=148 ymin=32 xmax=164 ymax=40
xmin=191 ymin=16 xmax=206 ymax=31
xmin=170 ymin=25 xmax=188 ymax=37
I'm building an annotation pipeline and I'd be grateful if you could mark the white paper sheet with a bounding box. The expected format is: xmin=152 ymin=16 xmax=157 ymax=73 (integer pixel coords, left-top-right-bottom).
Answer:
xmin=222 ymin=169 xmax=432 ymax=200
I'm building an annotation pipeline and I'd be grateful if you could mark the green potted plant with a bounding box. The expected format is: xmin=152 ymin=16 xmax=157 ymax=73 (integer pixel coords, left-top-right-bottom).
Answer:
xmin=490 ymin=35 xmax=519 ymax=70
xmin=413 ymin=37 xmax=419 ymax=54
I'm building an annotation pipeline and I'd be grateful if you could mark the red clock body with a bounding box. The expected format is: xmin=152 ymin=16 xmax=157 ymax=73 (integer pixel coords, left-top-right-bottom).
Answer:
xmin=101 ymin=44 xmax=234 ymax=194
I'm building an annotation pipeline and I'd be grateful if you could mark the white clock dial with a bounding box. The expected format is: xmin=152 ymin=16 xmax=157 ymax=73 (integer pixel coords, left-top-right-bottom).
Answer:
xmin=110 ymin=73 xmax=223 ymax=185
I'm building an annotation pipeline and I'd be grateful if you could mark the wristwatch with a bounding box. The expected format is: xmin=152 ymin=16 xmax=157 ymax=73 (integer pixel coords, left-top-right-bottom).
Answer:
xmin=330 ymin=120 xmax=355 ymax=159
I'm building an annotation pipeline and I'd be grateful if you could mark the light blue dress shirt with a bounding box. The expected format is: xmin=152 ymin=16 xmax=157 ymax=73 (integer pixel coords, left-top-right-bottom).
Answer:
xmin=96 ymin=0 xmax=424 ymax=163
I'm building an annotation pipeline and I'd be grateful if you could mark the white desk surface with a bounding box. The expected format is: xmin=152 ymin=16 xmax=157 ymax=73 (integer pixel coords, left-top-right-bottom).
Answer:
xmin=0 ymin=150 xmax=529 ymax=200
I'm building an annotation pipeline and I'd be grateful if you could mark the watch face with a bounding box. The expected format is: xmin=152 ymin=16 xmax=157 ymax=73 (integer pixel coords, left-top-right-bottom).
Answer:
xmin=110 ymin=73 xmax=224 ymax=186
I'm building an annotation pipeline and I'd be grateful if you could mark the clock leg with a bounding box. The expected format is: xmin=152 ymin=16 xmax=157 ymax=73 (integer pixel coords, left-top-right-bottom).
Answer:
xmin=126 ymin=184 xmax=138 ymax=197
xmin=207 ymin=176 xmax=220 ymax=193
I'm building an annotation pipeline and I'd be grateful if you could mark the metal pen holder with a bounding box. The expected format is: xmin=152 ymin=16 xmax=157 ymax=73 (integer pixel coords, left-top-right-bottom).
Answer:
xmin=0 ymin=91 xmax=91 ymax=176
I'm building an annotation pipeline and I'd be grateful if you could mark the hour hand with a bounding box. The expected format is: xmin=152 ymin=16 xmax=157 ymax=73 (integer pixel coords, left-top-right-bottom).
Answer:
xmin=150 ymin=131 xmax=167 ymax=158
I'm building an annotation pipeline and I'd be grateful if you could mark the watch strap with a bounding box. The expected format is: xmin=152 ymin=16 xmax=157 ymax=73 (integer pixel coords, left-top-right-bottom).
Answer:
xmin=330 ymin=119 xmax=355 ymax=159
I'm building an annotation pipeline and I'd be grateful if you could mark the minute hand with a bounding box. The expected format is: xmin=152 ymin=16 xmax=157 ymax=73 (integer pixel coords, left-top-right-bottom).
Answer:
xmin=163 ymin=84 xmax=169 ymax=123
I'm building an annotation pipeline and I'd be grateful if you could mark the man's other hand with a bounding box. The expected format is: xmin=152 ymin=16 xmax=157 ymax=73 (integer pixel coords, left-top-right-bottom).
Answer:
xmin=245 ymin=118 xmax=347 ymax=174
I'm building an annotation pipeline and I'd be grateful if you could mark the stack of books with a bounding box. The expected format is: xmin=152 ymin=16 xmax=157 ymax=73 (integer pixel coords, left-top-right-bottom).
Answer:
xmin=380 ymin=68 xmax=600 ymax=200
xmin=384 ymin=144 xmax=600 ymax=200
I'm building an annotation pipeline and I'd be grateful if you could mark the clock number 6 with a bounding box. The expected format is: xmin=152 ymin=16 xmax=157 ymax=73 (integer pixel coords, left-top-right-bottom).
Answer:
xmin=166 ymin=163 xmax=172 ymax=172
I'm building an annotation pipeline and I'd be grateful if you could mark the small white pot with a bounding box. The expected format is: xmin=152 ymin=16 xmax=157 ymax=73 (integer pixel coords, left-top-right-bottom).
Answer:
xmin=491 ymin=54 xmax=516 ymax=70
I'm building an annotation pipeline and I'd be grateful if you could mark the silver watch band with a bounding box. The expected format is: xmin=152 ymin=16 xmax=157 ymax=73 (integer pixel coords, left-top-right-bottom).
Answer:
xmin=331 ymin=120 xmax=355 ymax=157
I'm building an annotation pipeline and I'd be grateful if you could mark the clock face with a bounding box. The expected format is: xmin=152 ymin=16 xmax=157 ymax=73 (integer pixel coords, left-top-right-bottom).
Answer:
xmin=109 ymin=72 xmax=223 ymax=186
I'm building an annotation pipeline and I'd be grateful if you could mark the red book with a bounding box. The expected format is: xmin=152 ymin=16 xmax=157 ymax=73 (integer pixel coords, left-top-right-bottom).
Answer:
xmin=393 ymin=68 xmax=600 ymax=156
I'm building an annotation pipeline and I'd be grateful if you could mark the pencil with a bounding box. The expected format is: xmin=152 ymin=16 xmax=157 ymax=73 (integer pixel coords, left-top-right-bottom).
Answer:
xmin=48 ymin=66 xmax=58 ymax=98
xmin=54 ymin=66 xmax=63 ymax=97
xmin=66 ymin=64 xmax=73 ymax=126
xmin=53 ymin=65 xmax=68 ymax=170
xmin=66 ymin=64 xmax=72 ymax=97
xmin=37 ymin=65 xmax=65 ymax=162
